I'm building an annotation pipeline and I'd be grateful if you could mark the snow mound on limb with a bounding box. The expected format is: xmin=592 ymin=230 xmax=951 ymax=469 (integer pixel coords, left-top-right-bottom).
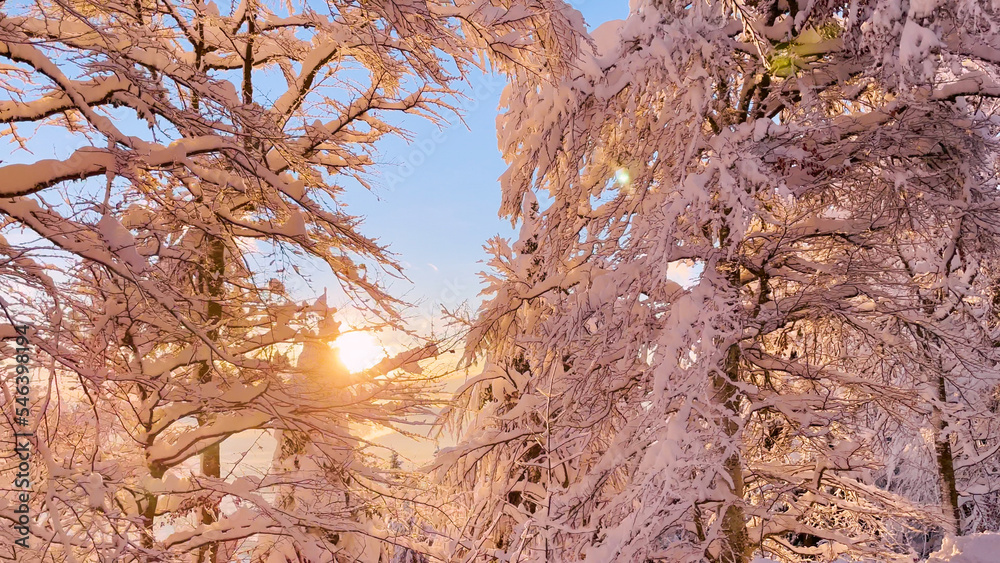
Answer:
xmin=928 ymin=533 xmax=1000 ymax=563
xmin=750 ymin=533 xmax=1000 ymax=562
xmin=751 ymin=559 xmax=868 ymax=563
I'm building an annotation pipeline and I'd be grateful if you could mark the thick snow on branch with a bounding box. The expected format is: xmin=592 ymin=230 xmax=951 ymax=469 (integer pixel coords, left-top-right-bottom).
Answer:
xmin=0 ymin=137 xmax=229 ymax=198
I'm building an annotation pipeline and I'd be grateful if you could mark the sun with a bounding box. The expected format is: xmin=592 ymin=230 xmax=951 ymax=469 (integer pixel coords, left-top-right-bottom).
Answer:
xmin=333 ymin=331 xmax=385 ymax=373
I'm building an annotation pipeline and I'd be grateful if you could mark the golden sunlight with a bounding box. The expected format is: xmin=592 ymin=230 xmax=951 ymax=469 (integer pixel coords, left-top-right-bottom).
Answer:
xmin=333 ymin=331 xmax=385 ymax=374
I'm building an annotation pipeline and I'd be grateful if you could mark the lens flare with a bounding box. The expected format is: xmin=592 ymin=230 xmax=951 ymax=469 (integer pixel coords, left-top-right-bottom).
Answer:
xmin=615 ymin=168 xmax=631 ymax=185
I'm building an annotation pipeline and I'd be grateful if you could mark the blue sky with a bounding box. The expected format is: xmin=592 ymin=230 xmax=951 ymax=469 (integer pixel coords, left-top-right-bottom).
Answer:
xmin=337 ymin=1 xmax=629 ymax=326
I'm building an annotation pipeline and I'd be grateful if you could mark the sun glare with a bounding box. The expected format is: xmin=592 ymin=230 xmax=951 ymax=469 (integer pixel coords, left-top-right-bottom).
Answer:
xmin=334 ymin=331 xmax=385 ymax=374
xmin=614 ymin=167 xmax=631 ymax=185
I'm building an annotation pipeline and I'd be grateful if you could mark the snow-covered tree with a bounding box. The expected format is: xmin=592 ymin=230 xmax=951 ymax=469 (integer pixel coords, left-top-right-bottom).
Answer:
xmin=0 ymin=0 xmax=581 ymax=561
xmin=438 ymin=1 xmax=1000 ymax=562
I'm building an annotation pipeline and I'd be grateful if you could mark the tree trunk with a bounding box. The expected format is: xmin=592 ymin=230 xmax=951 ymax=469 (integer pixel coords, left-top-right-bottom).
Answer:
xmin=141 ymin=463 xmax=165 ymax=558
xmin=934 ymin=374 xmax=962 ymax=536
xmin=712 ymin=343 xmax=750 ymax=563
xmin=197 ymin=235 xmax=224 ymax=563
xmin=916 ymin=320 xmax=963 ymax=536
